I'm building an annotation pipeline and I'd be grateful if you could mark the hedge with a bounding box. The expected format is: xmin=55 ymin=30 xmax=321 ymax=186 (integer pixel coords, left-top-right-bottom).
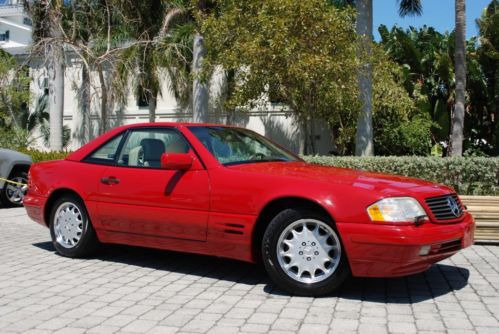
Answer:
xmin=14 ymin=149 xmax=499 ymax=195
xmin=304 ymin=156 xmax=499 ymax=196
xmin=18 ymin=149 xmax=71 ymax=163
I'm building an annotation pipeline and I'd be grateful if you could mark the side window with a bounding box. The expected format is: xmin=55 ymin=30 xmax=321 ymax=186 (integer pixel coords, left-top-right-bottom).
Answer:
xmin=84 ymin=134 xmax=124 ymax=165
xmin=118 ymin=129 xmax=189 ymax=168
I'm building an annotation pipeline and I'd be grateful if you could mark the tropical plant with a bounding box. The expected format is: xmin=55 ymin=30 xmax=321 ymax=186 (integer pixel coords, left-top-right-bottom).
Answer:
xmin=370 ymin=46 xmax=433 ymax=156
xmin=0 ymin=50 xmax=30 ymax=129
xmin=476 ymin=0 xmax=498 ymax=155
xmin=379 ymin=25 xmax=454 ymax=142
xmin=0 ymin=49 xmax=32 ymax=149
xmin=379 ymin=24 xmax=497 ymax=156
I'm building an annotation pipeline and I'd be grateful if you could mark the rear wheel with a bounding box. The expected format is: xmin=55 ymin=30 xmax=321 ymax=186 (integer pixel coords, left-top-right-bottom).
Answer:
xmin=262 ymin=208 xmax=349 ymax=296
xmin=49 ymin=195 xmax=99 ymax=257
xmin=1 ymin=171 xmax=28 ymax=207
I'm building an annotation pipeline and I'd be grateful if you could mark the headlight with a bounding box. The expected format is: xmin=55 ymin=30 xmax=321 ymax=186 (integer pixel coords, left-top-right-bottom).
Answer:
xmin=367 ymin=197 xmax=427 ymax=223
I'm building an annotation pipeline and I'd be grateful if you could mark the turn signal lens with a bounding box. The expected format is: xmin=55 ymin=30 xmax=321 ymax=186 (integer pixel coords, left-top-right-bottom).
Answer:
xmin=367 ymin=197 xmax=427 ymax=223
xmin=367 ymin=205 xmax=385 ymax=221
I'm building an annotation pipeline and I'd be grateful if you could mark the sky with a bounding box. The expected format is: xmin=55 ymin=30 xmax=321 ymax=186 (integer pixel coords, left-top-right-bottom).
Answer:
xmin=373 ymin=0 xmax=491 ymax=40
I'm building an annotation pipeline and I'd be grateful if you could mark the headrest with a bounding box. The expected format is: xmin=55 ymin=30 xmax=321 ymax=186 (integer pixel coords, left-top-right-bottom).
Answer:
xmin=140 ymin=138 xmax=165 ymax=160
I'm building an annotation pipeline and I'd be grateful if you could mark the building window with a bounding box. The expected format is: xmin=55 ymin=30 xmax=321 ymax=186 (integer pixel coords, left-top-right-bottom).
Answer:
xmin=0 ymin=30 xmax=9 ymax=42
xmin=23 ymin=17 xmax=32 ymax=26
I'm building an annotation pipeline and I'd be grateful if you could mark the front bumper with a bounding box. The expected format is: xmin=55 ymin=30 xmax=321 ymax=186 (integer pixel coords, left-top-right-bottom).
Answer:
xmin=337 ymin=212 xmax=475 ymax=277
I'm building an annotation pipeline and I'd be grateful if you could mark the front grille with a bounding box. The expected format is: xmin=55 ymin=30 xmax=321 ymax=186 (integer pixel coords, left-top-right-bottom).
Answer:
xmin=425 ymin=194 xmax=464 ymax=221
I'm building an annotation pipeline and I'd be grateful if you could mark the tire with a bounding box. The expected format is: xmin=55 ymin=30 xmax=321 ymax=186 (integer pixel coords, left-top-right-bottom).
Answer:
xmin=49 ymin=194 xmax=99 ymax=258
xmin=1 ymin=171 xmax=28 ymax=207
xmin=262 ymin=208 xmax=350 ymax=296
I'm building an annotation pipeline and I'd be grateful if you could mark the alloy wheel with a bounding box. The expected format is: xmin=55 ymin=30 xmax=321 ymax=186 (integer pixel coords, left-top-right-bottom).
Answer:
xmin=5 ymin=176 xmax=27 ymax=205
xmin=53 ymin=202 xmax=84 ymax=248
xmin=276 ymin=219 xmax=341 ymax=284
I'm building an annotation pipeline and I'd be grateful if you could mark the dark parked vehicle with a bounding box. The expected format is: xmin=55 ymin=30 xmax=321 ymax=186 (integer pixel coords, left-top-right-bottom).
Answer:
xmin=0 ymin=148 xmax=31 ymax=207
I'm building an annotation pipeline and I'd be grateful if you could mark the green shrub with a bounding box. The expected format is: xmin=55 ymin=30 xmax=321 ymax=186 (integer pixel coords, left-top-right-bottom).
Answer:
xmin=0 ymin=128 xmax=32 ymax=149
xmin=304 ymin=156 xmax=499 ymax=196
xmin=18 ymin=149 xmax=72 ymax=163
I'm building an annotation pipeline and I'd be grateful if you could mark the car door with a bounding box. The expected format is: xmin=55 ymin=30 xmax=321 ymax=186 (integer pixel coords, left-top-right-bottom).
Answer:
xmin=94 ymin=127 xmax=210 ymax=241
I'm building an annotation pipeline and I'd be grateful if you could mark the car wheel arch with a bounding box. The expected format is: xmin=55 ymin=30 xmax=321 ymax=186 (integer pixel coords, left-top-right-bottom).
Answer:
xmin=44 ymin=188 xmax=86 ymax=227
xmin=8 ymin=164 xmax=30 ymax=178
xmin=251 ymin=196 xmax=336 ymax=263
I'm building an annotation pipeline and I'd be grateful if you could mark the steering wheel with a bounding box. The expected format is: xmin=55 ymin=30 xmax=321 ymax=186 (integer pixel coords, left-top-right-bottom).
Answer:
xmin=250 ymin=152 xmax=266 ymax=160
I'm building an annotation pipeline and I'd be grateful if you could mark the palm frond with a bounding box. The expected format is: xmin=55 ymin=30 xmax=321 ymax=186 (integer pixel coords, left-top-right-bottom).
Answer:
xmin=398 ymin=0 xmax=423 ymax=17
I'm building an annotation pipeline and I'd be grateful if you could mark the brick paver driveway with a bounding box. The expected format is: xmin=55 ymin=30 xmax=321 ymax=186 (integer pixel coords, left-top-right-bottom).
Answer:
xmin=0 ymin=207 xmax=498 ymax=334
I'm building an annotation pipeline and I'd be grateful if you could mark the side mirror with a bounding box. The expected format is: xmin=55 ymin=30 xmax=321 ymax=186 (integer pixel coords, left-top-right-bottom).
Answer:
xmin=160 ymin=153 xmax=193 ymax=171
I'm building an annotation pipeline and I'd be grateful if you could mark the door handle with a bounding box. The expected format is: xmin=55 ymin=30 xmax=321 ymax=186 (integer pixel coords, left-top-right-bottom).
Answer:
xmin=101 ymin=176 xmax=120 ymax=185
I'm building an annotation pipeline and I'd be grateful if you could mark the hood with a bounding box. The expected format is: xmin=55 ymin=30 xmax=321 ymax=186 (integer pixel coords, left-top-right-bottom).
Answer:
xmin=227 ymin=161 xmax=453 ymax=197
xmin=0 ymin=148 xmax=32 ymax=163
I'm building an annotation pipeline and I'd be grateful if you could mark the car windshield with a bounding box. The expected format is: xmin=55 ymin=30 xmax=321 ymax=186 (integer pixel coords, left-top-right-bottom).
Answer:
xmin=188 ymin=126 xmax=299 ymax=166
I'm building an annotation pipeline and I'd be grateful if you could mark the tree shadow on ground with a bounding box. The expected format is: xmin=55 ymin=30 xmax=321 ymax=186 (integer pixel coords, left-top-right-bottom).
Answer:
xmin=33 ymin=241 xmax=469 ymax=303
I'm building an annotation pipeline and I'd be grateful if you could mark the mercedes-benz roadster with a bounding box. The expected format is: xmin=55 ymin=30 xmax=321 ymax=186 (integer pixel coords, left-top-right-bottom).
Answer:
xmin=24 ymin=123 xmax=474 ymax=296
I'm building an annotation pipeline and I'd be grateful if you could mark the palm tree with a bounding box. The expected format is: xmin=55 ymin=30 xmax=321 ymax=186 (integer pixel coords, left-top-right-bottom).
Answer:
xmin=123 ymin=0 xmax=166 ymax=123
xmin=379 ymin=25 xmax=457 ymax=145
xmin=450 ymin=0 xmax=466 ymax=156
xmin=192 ymin=31 xmax=208 ymax=123
xmin=192 ymin=1 xmax=212 ymax=123
xmin=354 ymin=0 xmax=374 ymax=156
xmin=28 ymin=0 xmax=66 ymax=151
xmin=155 ymin=0 xmax=211 ymax=123
xmin=336 ymin=0 xmax=422 ymax=156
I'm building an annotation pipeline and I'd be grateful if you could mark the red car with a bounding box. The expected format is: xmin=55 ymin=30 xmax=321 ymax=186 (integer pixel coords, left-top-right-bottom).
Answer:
xmin=24 ymin=123 xmax=475 ymax=296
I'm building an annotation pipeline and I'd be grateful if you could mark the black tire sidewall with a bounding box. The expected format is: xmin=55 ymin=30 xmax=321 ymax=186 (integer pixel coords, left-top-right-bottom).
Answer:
xmin=262 ymin=208 xmax=350 ymax=296
xmin=49 ymin=195 xmax=98 ymax=258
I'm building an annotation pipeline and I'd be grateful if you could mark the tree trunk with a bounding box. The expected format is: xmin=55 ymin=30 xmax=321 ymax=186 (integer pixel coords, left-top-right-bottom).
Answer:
xmin=224 ymin=69 xmax=236 ymax=125
xmin=73 ymin=64 xmax=91 ymax=147
xmin=354 ymin=0 xmax=374 ymax=156
xmin=97 ymin=63 xmax=108 ymax=135
xmin=299 ymin=120 xmax=308 ymax=155
xmin=148 ymin=90 xmax=157 ymax=123
xmin=46 ymin=1 xmax=65 ymax=151
xmin=47 ymin=44 xmax=65 ymax=151
xmin=450 ymin=0 xmax=466 ymax=156
xmin=309 ymin=117 xmax=317 ymax=155
xmin=82 ymin=64 xmax=91 ymax=142
xmin=192 ymin=32 xmax=209 ymax=123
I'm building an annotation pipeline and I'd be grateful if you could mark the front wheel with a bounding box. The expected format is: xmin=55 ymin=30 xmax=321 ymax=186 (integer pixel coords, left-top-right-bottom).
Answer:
xmin=262 ymin=208 xmax=350 ymax=296
xmin=49 ymin=195 xmax=99 ymax=258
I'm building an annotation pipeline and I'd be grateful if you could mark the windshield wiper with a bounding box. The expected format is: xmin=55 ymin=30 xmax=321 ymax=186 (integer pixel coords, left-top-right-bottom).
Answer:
xmin=224 ymin=158 xmax=291 ymax=166
xmin=255 ymin=158 xmax=290 ymax=162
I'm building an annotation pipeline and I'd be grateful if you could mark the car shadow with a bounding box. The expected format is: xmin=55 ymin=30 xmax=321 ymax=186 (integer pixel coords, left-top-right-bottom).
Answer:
xmin=32 ymin=241 xmax=469 ymax=302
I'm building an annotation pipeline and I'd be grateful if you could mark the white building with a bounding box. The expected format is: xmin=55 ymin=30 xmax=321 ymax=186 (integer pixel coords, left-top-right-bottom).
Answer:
xmin=0 ymin=0 xmax=31 ymax=55
xmin=1 ymin=1 xmax=333 ymax=154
